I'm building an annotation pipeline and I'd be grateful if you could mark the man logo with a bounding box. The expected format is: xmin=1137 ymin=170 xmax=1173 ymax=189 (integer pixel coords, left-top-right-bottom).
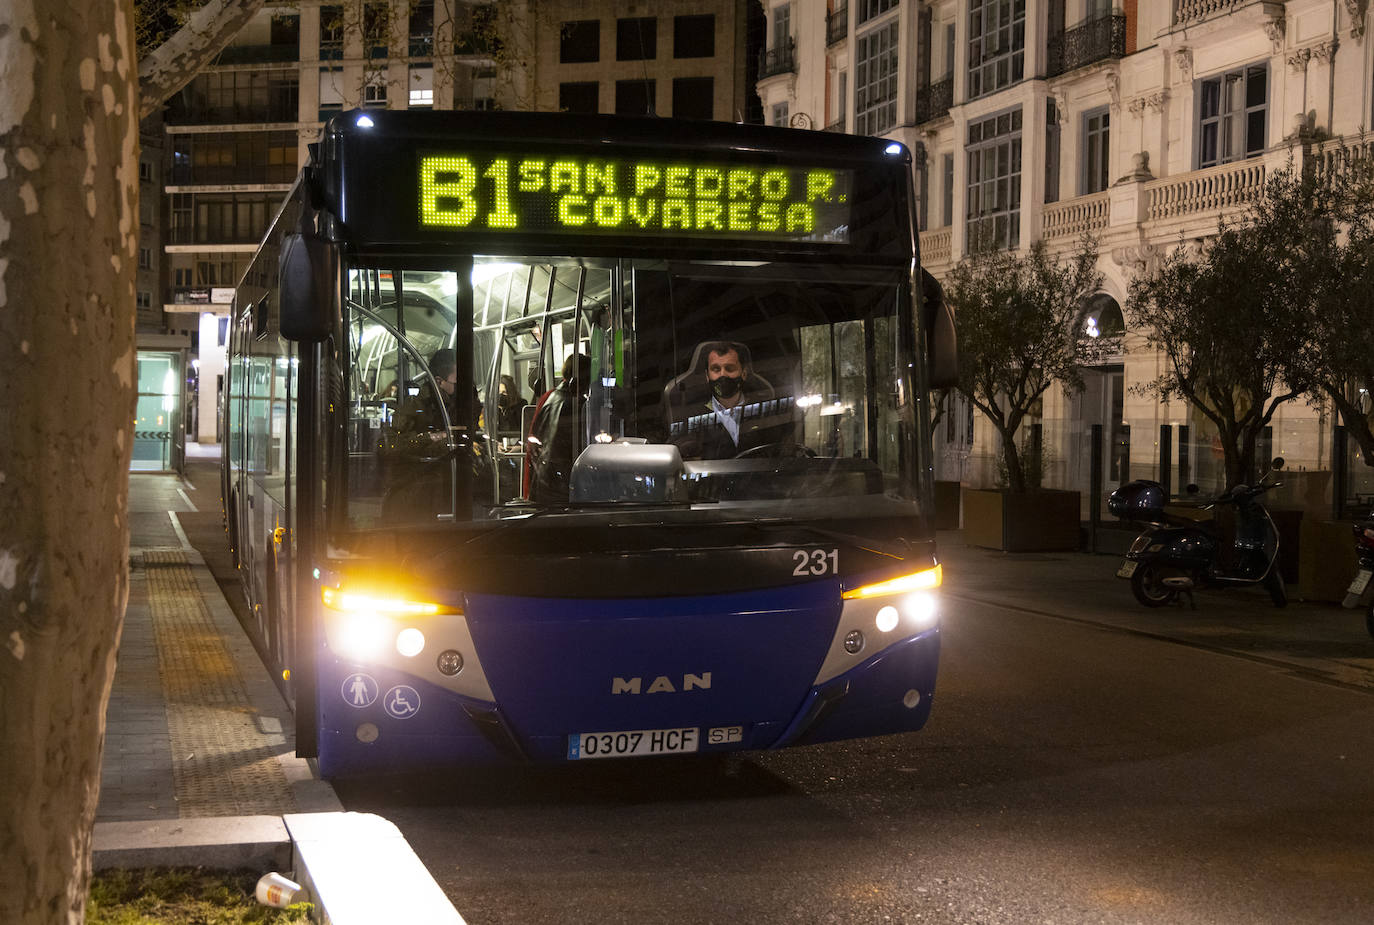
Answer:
xmin=611 ymin=672 xmax=712 ymax=694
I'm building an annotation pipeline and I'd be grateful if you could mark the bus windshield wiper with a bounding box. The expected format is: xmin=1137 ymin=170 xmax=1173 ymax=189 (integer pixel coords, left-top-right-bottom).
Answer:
xmin=746 ymin=521 xmax=911 ymax=560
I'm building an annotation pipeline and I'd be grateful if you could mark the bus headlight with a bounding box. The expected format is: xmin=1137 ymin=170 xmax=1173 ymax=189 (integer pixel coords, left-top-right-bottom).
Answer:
xmin=902 ymin=591 xmax=939 ymax=628
xmin=396 ymin=627 xmax=426 ymax=657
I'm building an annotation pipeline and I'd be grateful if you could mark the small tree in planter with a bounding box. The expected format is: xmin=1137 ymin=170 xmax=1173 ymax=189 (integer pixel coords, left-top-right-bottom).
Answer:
xmin=946 ymin=236 xmax=1106 ymax=493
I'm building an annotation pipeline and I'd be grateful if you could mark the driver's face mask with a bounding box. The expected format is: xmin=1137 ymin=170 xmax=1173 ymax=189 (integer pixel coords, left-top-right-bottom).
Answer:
xmin=711 ymin=375 xmax=743 ymax=401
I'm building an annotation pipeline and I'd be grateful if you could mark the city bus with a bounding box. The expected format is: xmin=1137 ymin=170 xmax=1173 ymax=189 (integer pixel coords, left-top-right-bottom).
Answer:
xmin=224 ymin=109 xmax=956 ymax=775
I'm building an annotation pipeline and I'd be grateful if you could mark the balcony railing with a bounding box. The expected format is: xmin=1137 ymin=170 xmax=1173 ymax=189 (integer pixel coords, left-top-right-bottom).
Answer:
xmin=1173 ymin=0 xmax=1250 ymax=25
xmin=1041 ymin=191 xmax=1109 ymax=240
xmin=1144 ymin=158 xmax=1266 ymax=222
xmin=823 ymin=118 xmax=846 ymax=133
xmin=915 ymin=76 xmax=953 ymax=124
xmin=826 ymin=6 xmax=848 ymax=46
xmin=1045 ymin=13 xmax=1126 ymax=78
xmin=759 ymin=40 xmax=796 ymax=80
xmin=214 ymin=44 xmax=298 ymax=65
xmin=1311 ymin=130 xmax=1374 ymax=182
xmin=919 ymin=228 xmax=952 ymax=265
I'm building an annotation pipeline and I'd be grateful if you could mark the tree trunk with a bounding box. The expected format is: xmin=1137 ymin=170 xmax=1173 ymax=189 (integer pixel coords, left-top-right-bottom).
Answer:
xmin=1000 ymin=429 xmax=1027 ymax=494
xmin=0 ymin=3 xmax=139 ymax=922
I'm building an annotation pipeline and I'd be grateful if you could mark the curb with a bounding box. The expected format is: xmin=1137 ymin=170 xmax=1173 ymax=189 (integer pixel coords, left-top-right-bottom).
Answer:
xmin=93 ymin=812 xmax=466 ymax=924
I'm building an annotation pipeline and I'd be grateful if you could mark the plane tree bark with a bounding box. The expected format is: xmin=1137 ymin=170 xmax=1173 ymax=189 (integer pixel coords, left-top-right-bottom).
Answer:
xmin=0 ymin=2 xmax=259 ymax=922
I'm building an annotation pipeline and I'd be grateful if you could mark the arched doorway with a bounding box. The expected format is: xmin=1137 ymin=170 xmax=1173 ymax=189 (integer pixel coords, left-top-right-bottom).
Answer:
xmin=1073 ymin=293 xmax=1128 ymax=503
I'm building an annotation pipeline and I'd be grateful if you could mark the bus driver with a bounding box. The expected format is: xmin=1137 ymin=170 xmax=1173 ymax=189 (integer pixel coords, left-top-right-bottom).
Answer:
xmin=669 ymin=340 xmax=791 ymax=460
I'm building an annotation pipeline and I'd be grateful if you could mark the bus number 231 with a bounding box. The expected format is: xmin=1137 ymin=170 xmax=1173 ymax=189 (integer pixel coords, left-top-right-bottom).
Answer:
xmin=793 ymin=548 xmax=839 ymax=576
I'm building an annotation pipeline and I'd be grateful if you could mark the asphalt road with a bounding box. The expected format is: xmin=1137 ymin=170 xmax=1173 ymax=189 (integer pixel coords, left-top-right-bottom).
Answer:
xmin=333 ymin=594 xmax=1374 ymax=925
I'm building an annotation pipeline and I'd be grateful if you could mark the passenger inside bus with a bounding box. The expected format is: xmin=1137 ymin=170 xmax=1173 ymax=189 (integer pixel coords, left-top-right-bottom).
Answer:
xmin=527 ymin=353 xmax=591 ymax=502
xmin=666 ymin=340 xmax=797 ymax=460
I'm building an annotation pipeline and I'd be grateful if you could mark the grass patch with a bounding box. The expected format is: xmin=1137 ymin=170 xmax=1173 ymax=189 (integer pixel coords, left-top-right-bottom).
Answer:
xmin=88 ymin=868 xmax=312 ymax=925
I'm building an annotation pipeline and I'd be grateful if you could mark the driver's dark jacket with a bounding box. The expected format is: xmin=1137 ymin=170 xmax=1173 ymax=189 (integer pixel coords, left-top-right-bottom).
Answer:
xmin=670 ymin=396 xmax=793 ymax=460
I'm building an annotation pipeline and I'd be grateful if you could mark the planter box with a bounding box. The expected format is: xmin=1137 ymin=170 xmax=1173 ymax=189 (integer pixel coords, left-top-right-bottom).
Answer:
xmin=1298 ymin=519 xmax=1358 ymax=602
xmin=962 ymin=488 xmax=1082 ymax=552
xmin=934 ymin=480 xmax=961 ymax=530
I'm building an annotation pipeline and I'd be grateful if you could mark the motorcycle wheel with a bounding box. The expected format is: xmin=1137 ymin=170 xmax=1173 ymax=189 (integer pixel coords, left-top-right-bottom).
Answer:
xmin=1264 ymin=567 xmax=1288 ymax=608
xmin=1130 ymin=562 xmax=1179 ymax=607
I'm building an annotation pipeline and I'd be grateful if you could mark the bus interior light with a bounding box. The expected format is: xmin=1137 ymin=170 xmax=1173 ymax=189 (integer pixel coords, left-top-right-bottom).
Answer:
xmin=842 ymin=564 xmax=942 ymax=600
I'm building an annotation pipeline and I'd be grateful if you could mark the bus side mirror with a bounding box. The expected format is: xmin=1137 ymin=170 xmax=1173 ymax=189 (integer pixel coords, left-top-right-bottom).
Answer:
xmin=279 ymin=232 xmax=335 ymax=342
xmin=921 ymin=270 xmax=958 ymax=389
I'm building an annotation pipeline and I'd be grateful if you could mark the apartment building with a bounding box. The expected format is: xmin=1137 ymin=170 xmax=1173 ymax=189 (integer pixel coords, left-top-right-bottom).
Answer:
xmin=759 ymin=0 xmax=1374 ymax=508
xmin=150 ymin=1 xmax=758 ymax=445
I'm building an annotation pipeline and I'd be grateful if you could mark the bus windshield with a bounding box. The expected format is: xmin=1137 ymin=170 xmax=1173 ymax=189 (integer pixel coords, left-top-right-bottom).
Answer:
xmin=341 ymin=256 xmax=921 ymax=531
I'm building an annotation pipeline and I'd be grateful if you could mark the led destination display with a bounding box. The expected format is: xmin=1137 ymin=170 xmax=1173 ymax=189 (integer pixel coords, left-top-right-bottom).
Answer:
xmin=418 ymin=154 xmax=853 ymax=243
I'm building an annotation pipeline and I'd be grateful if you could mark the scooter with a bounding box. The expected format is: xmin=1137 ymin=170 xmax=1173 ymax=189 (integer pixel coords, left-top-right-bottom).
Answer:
xmin=1341 ymin=516 xmax=1374 ymax=638
xmin=1108 ymin=458 xmax=1288 ymax=609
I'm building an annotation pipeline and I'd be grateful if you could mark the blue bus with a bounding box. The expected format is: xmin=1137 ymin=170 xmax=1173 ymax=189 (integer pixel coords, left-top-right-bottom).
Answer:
xmin=224 ymin=109 xmax=956 ymax=775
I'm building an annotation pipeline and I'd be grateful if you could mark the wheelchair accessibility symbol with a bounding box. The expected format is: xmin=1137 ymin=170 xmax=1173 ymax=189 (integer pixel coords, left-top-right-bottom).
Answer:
xmin=384 ymin=685 xmax=421 ymax=719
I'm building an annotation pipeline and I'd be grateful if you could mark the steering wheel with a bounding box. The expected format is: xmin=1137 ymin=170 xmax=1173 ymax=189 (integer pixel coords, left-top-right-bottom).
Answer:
xmin=734 ymin=442 xmax=817 ymax=460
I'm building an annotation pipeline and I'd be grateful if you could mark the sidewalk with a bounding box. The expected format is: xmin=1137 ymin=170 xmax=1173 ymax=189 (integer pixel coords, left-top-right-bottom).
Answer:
xmin=936 ymin=531 xmax=1374 ymax=692
xmin=96 ymin=446 xmax=466 ymax=923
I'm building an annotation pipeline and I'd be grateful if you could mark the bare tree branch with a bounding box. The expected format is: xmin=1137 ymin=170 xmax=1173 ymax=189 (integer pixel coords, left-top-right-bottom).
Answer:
xmin=138 ymin=0 xmax=270 ymax=119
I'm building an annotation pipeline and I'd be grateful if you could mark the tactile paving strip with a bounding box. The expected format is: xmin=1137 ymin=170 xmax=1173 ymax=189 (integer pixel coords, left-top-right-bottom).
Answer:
xmin=143 ymin=550 xmax=297 ymax=817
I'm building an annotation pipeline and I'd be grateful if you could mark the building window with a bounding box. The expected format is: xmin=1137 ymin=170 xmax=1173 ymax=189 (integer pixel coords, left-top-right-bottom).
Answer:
xmin=672 ymin=77 xmax=714 ymax=120
xmin=320 ymin=5 xmax=343 ymax=59
xmin=560 ymin=81 xmax=599 ymax=114
xmin=560 ymin=20 xmax=600 ymax=63
xmin=138 ymin=247 xmax=152 ymax=270
xmin=409 ymin=65 xmax=433 ymax=107
xmin=174 ymin=267 xmax=193 ymax=288
xmin=617 ymin=17 xmax=656 ymax=61
xmin=856 ymin=0 xmax=898 ymax=25
xmin=967 ymin=0 xmax=1025 ymax=99
xmin=772 ymin=4 xmax=791 ymax=54
xmin=771 ymin=101 xmax=789 ymax=127
xmin=408 ymin=0 xmax=434 ymax=55
xmin=363 ymin=79 xmax=387 ymax=107
xmin=855 ymin=20 xmax=898 ymax=136
xmin=836 ymin=70 xmax=848 ymax=126
xmin=966 ymin=107 xmax=1022 ymax=250
xmin=1045 ymin=98 xmax=1061 ymax=204
xmin=615 ymin=79 xmax=655 ymax=116
xmin=1083 ymin=106 xmax=1110 ymax=194
xmin=1198 ymin=64 xmax=1267 ymax=169
xmin=674 ymin=14 xmax=715 ymax=58
xmin=941 ymin=153 xmax=954 ymax=227
xmin=137 ymin=291 xmax=152 ymax=311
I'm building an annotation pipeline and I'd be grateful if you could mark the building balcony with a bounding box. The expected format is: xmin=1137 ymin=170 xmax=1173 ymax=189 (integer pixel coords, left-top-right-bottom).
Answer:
xmin=826 ymin=6 xmax=848 ymax=46
xmin=823 ymin=118 xmax=846 ymax=133
xmin=1040 ymin=190 xmax=1109 ymax=241
xmin=915 ymin=76 xmax=953 ymax=124
xmin=919 ymin=228 xmax=951 ymax=266
xmin=1172 ymin=0 xmax=1277 ymax=26
xmin=1143 ymin=157 xmax=1267 ymax=223
xmin=1045 ymin=13 xmax=1126 ymax=79
xmin=759 ymin=40 xmax=796 ymax=80
xmin=214 ymin=44 xmax=298 ymax=65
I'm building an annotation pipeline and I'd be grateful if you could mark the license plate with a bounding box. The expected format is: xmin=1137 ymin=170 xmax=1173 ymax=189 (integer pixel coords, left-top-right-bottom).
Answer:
xmin=1348 ymin=569 xmax=1373 ymax=596
xmin=1116 ymin=560 xmax=1138 ymax=579
xmin=568 ymin=727 xmax=699 ymax=760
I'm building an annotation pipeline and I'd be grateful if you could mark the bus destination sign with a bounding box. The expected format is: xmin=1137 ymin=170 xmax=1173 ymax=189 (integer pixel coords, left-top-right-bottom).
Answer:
xmin=418 ymin=154 xmax=853 ymax=243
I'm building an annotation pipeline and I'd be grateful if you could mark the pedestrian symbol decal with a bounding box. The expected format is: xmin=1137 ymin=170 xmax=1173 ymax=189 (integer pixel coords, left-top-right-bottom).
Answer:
xmin=384 ymin=685 xmax=421 ymax=719
xmin=342 ymin=673 xmax=378 ymax=708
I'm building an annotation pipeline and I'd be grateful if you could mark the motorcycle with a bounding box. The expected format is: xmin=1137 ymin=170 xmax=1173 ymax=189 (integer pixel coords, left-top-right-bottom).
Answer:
xmin=1108 ymin=458 xmax=1288 ymax=609
xmin=1341 ymin=515 xmax=1374 ymax=638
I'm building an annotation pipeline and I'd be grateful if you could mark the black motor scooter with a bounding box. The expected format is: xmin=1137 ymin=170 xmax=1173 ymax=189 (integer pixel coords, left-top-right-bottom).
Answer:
xmin=1341 ymin=516 xmax=1374 ymax=638
xmin=1108 ymin=458 xmax=1288 ymax=608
